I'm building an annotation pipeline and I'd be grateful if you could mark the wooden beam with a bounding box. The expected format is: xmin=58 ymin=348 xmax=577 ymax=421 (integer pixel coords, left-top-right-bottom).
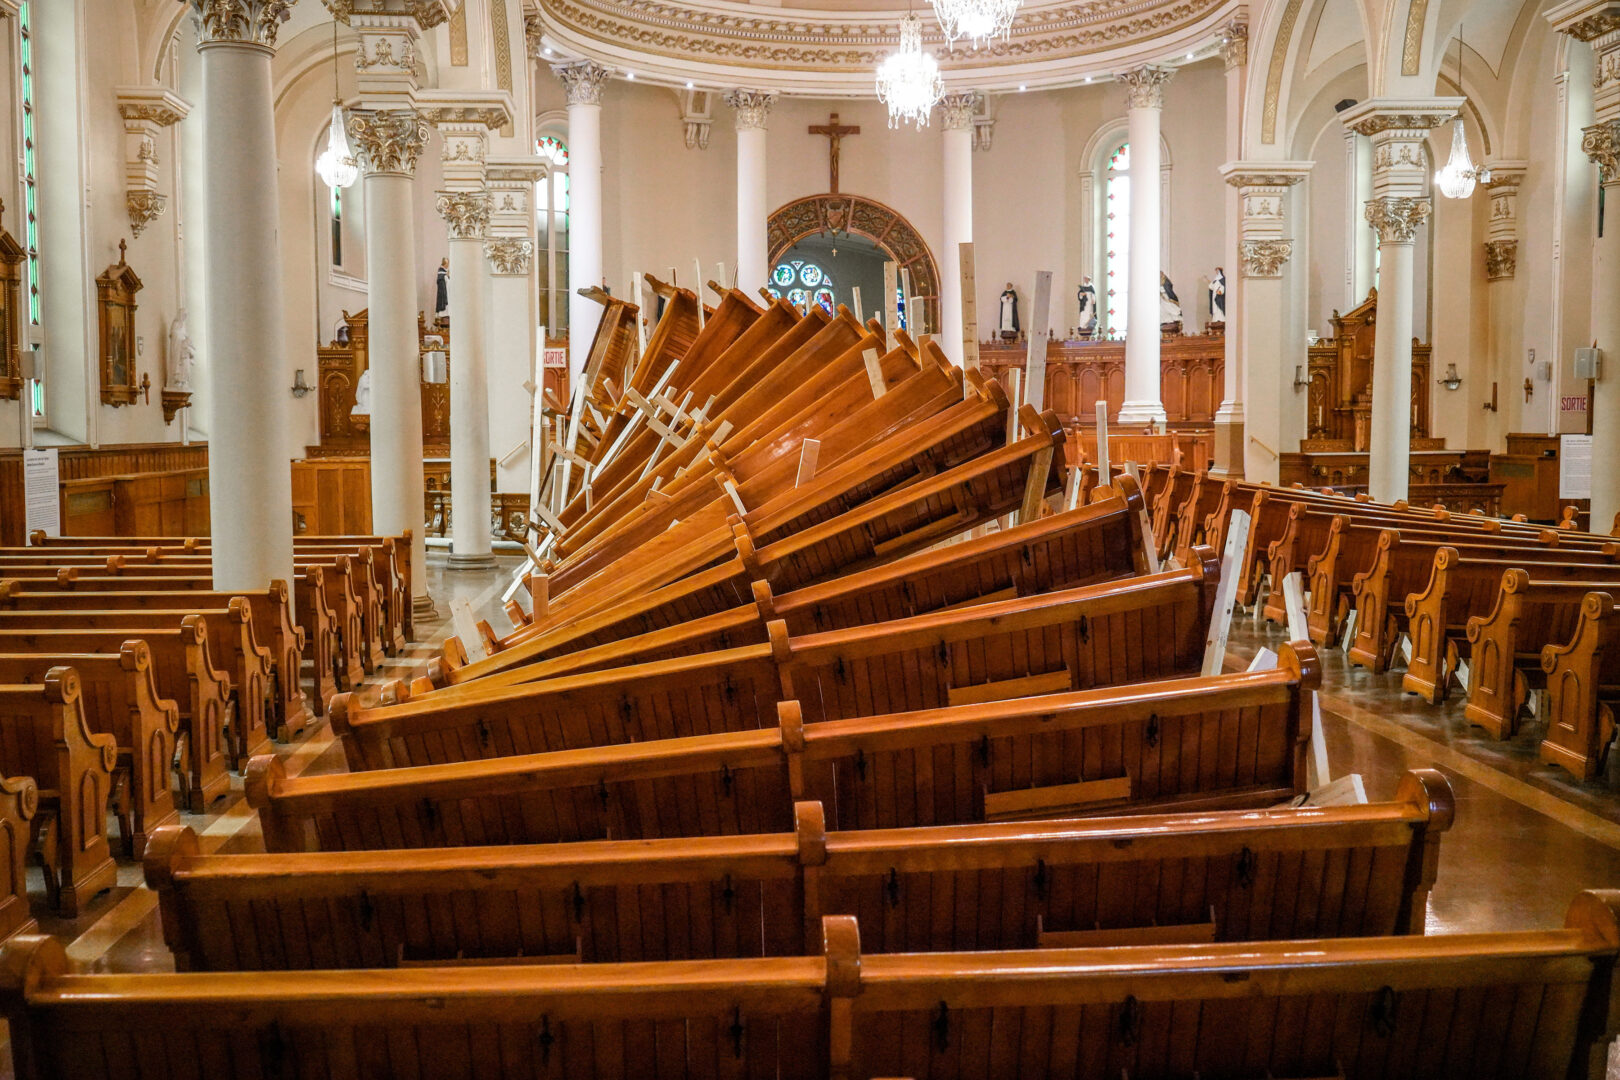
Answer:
xmin=1024 ymin=270 xmax=1052 ymax=411
xmin=1019 ymin=446 xmax=1054 ymax=525
xmin=795 ymin=440 xmax=821 ymax=486
xmin=1200 ymin=508 xmax=1249 ymax=677
xmin=630 ymin=269 xmax=648 ymax=357
xmin=959 ymin=241 xmax=979 ymax=386
xmin=862 ymin=348 xmax=887 ymax=399
xmin=851 ymin=286 xmax=864 ymax=325
xmin=1282 ymin=570 xmax=1334 ymax=792
xmin=1093 ymin=399 xmax=1111 ymax=481
xmin=883 ymin=262 xmax=899 ymax=338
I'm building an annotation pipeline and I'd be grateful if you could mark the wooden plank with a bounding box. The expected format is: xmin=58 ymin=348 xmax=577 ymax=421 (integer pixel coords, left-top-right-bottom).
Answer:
xmin=1063 ymin=466 xmax=1083 ymax=512
xmin=883 ymin=262 xmax=899 ymax=340
xmin=693 ymin=257 xmax=706 ymax=327
xmin=983 ymin=776 xmax=1132 ymax=820
xmin=946 ymin=668 xmax=1069 ymax=708
xmin=1018 ymin=446 xmax=1054 ymax=526
xmin=851 ymin=286 xmax=864 ymax=325
xmin=862 ymin=348 xmax=887 ymax=400
xmin=1282 ymin=570 xmax=1334 ymax=793
xmin=1093 ymin=400 xmax=1111 ymax=480
xmin=1200 ymin=508 xmax=1250 ymax=677
xmin=1038 ymin=920 xmax=1217 ymax=949
xmin=631 ymin=269 xmax=648 ymax=357
xmin=1024 ymin=270 xmax=1052 ymax=411
xmin=960 ymin=242 xmax=980 ymax=383
xmin=796 ymin=440 xmax=821 ymax=487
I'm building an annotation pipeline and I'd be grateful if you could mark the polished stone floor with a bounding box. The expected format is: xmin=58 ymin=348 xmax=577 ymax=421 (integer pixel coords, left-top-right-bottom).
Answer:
xmin=5 ymin=554 xmax=1620 ymax=1074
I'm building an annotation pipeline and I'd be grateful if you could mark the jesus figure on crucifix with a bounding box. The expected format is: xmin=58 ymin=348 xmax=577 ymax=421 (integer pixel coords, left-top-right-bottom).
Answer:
xmin=809 ymin=113 xmax=860 ymax=194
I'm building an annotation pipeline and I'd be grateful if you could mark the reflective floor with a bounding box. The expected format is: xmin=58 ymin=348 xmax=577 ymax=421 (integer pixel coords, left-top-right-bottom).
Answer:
xmin=5 ymin=557 xmax=1620 ymax=1074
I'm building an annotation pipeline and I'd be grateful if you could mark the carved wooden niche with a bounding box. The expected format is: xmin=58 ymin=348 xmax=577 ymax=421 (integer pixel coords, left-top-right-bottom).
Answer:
xmin=97 ymin=240 xmax=144 ymax=407
xmin=0 ymin=199 xmax=24 ymax=401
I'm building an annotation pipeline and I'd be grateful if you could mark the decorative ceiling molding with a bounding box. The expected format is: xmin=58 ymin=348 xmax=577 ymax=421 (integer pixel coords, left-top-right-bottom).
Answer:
xmin=533 ymin=0 xmax=1236 ymax=93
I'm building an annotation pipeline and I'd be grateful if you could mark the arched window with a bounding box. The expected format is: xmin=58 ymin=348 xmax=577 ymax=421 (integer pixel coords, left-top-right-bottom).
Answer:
xmin=767 ymin=260 xmax=835 ymax=314
xmin=1103 ymin=140 xmax=1129 ymax=337
xmin=19 ymin=0 xmax=42 ymax=418
xmin=536 ymin=135 xmax=570 ymax=331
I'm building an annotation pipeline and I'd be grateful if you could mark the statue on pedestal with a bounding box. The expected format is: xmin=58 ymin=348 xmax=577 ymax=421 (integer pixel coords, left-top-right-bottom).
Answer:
xmin=165 ymin=309 xmax=194 ymax=390
xmin=1208 ymin=267 xmax=1226 ymax=326
xmin=1076 ymin=275 xmax=1098 ymax=338
xmin=1159 ymin=272 xmax=1183 ymax=333
xmin=997 ymin=283 xmax=1019 ymax=340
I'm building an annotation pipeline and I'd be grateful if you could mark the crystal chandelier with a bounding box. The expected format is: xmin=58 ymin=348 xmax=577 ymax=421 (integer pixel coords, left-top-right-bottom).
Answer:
xmin=876 ymin=12 xmax=944 ymax=130
xmin=1434 ymin=28 xmax=1489 ymax=199
xmin=314 ymin=21 xmax=358 ymax=190
xmin=929 ymin=0 xmax=1018 ymax=49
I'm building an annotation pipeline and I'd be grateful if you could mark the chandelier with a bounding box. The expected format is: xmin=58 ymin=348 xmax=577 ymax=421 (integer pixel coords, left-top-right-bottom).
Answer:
xmin=876 ymin=13 xmax=944 ymax=130
xmin=929 ymin=0 xmax=1017 ymax=49
xmin=1434 ymin=28 xmax=1489 ymax=199
xmin=314 ymin=21 xmax=358 ymax=190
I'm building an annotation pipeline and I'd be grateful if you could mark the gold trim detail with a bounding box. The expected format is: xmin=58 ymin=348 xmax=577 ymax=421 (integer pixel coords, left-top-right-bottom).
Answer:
xmin=1261 ymin=0 xmax=1302 ymax=144
xmin=1401 ymin=0 xmax=1428 ymax=76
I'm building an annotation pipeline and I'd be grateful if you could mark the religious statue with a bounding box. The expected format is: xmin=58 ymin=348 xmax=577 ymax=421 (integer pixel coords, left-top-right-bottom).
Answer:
xmin=1076 ymin=275 xmax=1098 ymax=337
xmin=1209 ymin=267 xmax=1226 ymax=325
xmin=1159 ymin=272 xmax=1183 ymax=330
xmin=998 ymin=283 xmax=1019 ymax=340
xmin=166 ymin=308 xmax=195 ymax=390
xmin=434 ymin=258 xmax=449 ymax=320
xmin=350 ymin=367 xmax=371 ymax=416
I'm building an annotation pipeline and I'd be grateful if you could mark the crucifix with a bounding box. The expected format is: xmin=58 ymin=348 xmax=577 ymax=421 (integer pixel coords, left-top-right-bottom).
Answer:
xmin=809 ymin=113 xmax=860 ymax=194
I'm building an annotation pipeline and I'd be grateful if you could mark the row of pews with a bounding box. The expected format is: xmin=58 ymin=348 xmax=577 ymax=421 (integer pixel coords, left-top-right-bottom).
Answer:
xmin=1145 ymin=464 xmax=1620 ymax=780
xmin=0 ymin=284 xmax=1618 ymax=1077
xmin=0 ymin=533 xmax=411 ymax=919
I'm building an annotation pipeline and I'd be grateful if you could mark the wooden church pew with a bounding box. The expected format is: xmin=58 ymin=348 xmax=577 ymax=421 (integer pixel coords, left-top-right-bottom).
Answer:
xmin=0 ymin=773 xmax=35 ymax=944
xmin=11 ymin=892 xmax=1620 ymax=1078
xmin=0 ymin=624 xmax=228 ymax=812
xmin=1463 ymin=573 xmax=1620 ymax=739
xmin=148 ymin=768 xmax=1452 ymax=971
xmin=0 ymin=670 xmax=117 ymax=916
xmin=1403 ymin=550 xmax=1620 ymax=703
xmin=250 ymin=644 xmax=1317 ymax=853
xmin=426 ymin=477 xmax=1155 ymax=697
xmin=0 ymin=604 xmax=272 ymax=769
xmin=1540 ymin=591 xmax=1620 ymax=780
xmin=0 ymin=579 xmax=312 ymax=741
xmin=333 ymin=556 xmax=1218 ymax=773
xmin=0 ymin=643 xmax=178 ymax=858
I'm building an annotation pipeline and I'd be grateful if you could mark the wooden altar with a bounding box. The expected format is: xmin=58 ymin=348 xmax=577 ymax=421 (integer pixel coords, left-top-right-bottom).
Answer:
xmin=311 ymin=310 xmax=450 ymax=457
xmin=1303 ymin=288 xmax=1432 ymax=450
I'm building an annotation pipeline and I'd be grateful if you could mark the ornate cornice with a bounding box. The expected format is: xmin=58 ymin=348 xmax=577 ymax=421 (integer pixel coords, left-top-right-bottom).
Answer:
xmin=724 ymin=89 xmax=776 ymax=131
xmin=321 ymin=0 xmax=450 ymax=28
xmin=1545 ymin=0 xmax=1620 ymax=42
xmin=1222 ymin=169 xmax=1308 ymax=188
xmin=436 ymin=191 xmax=491 ymax=239
xmin=939 ymin=90 xmax=980 ymax=130
xmin=126 ymin=191 xmax=168 ymax=238
xmin=1239 ymin=239 xmax=1292 ymax=277
xmin=1338 ymin=99 xmax=1459 ymax=138
xmin=1484 ymin=239 xmax=1517 ymax=280
xmin=1218 ymin=16 xmax=1247 ymax=69
xmin=183 ymin=0 xmax=294 ymax=48
xmin=533 ymin=0 xmax=1224 ymax=86
xmin=1365 ymin=196 xmax=1431 ymax=244
xmin=348 ymin=108 xmax=429 ymax=175
xmin=1117 ymin=63 xmax=1173 ymax=108
xmin=1583 ymin=120 xmax=1620 ymax=182
xmin=116 ymin=89 xmax=192 ymax=127
xmin=554 ymin=59 xmax=612 ymax=105
xmin=485 ymin=239 xmax=534 ymax=275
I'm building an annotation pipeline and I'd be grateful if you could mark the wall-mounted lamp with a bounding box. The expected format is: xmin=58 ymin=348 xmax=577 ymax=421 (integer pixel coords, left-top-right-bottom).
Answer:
xmin=1483 ymin=381 xmax=1498 ymax=412
xmin=1293 ymin=364 xmax=1309 ymax=389
xmin=1437 ymin=363 xmax=1462 ymax=391
xmin=290 ymin=369 xmax=311 ymax=398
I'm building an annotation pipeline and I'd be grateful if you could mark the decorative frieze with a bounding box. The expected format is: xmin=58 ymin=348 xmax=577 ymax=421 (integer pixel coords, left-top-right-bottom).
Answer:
xmin=1484 ymin=239 xmax=1517 ymax=280
xmin=1364 ymin=196 xmax=1432 ymax=245
xmin=436 ymin=191 xmax=491 ymax=240
xmin=321 ymin=0 xmax=449 ymax=28
xmin=183 ymin=0 xmax=295 ymax=48
xmin=354 ymin=35 xmax=417 ymax=73
xmin=553 ymin=59 xmax=612 ymax=106
xmin=1117 ymin=64 xmax=1173 ymax=109
xmin=485 ymin=239 xmax=534 ymax=275
xmin=1239 ymin=239 xmax=1292 ymax=277
xmin=347 ymin=109 xmax=428 ymax=176
xmin=724 ymin=89 xmax=776 ymax=131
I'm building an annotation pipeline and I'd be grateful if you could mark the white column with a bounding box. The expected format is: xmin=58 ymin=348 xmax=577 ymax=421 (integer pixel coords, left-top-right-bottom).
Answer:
xmin=437 ymin=191 xmax=496 ymax=569
xmin=1116 ymin=65 xmax=1173 ymax=425
xmin=350 ymin=106 xmax=433 ymax=612
xmin=1584 ymin=122 xmax=1620 ymax=531
xmin=1212 ymin=19 xmax=1247 ymax=477
xmin=937 ymin=91 xmax=978 ymax=369
xmin=1341 ymin=100 xmax=1459 ymax=503
xmin=725 ymin=89 xmax=774 ymax=294
xmin=1347 ymin=129 xmax=1376 ymax=305
xmin=185 ymin=0 xmax=296 ymax=592
xmin=1222 ymin=163 xmax=1310 ymax=484
xmin=1483 ymin=165 xmax=1526 ymax=447
xmin=484 ymin=156 xmax=546 ymax=495
xmin=553 ymin=60 xmax=608 ymax=380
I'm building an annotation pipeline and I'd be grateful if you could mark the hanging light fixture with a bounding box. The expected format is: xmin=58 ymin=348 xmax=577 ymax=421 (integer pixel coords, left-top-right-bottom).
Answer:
xmin=929 ymin=0 xmax=1018 ymax=50
xmin=1434 ymin=25 xmax=1490 ymax=199
xmin=315 ymin=19 xmax=359 ymax=190
xmin=876 ymin=11 xmax=944 ymax=130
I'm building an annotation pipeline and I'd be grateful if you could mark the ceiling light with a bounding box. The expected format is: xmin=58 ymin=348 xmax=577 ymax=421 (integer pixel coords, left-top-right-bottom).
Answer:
xmin=876 ymin=11 xmax=944 ymax=130
xmin=626 ymin=71 xmax=635 ymax=79
xmin=930 ymin=0 xmax=1018 ymax=49
xmin=685 ymin=80 xmax=694 ymax=89
xmin=1018 ymin=84 xmax=1026 ymax=91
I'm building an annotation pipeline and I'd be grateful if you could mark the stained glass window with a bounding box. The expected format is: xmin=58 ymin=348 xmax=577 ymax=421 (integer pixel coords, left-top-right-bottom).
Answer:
xmin=535 ymin=136 xmax=570 ymax=332
xmin=766 ymin=260 xmax=835 ymax=314
xmin=1104 ymin=140 xmax=1129 ymax=337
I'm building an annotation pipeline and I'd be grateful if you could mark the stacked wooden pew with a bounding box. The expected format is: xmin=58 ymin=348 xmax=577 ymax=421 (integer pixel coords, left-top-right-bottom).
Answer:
xmin=9 ymin=293 xmax=1620 ymax=1077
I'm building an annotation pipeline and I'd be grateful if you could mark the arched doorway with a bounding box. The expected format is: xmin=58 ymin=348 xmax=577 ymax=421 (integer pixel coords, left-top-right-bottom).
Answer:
xmin=767 ymin=195 xmax=940 ymax=334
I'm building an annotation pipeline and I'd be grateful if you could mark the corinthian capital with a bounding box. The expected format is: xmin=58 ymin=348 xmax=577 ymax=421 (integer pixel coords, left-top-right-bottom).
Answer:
xmin=348 ymin=108 xmax=428 ymax=176
xmin=553 ymin=60 xmax=612 ymax=106
xmin=183 ymin=0 xmax=295 ymax=48
xmin=436 ymin=191 xmax=491 ymax=240
xmin=485 ymin=239 xmax=534 ymax=275
xmin=1484 ymin=239 xmax=1517 ymax=280
xmin=1239 ymin=239 xmax=1292 ymax=277
xmin=1365 ymin=196 xmax=1431 ymax=244
xmin=724 ymin=89 xmax=776 ymax=131
xmin=1582 ymin=120 xmax=1620 ymax=183
xmin=1218 ymin=18 xmax=1249 ymax=69
xmin=1117 ymin=64 xmax=1173 ymax=109
xmin=938 ymin=90 xmax=980 ymax=131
